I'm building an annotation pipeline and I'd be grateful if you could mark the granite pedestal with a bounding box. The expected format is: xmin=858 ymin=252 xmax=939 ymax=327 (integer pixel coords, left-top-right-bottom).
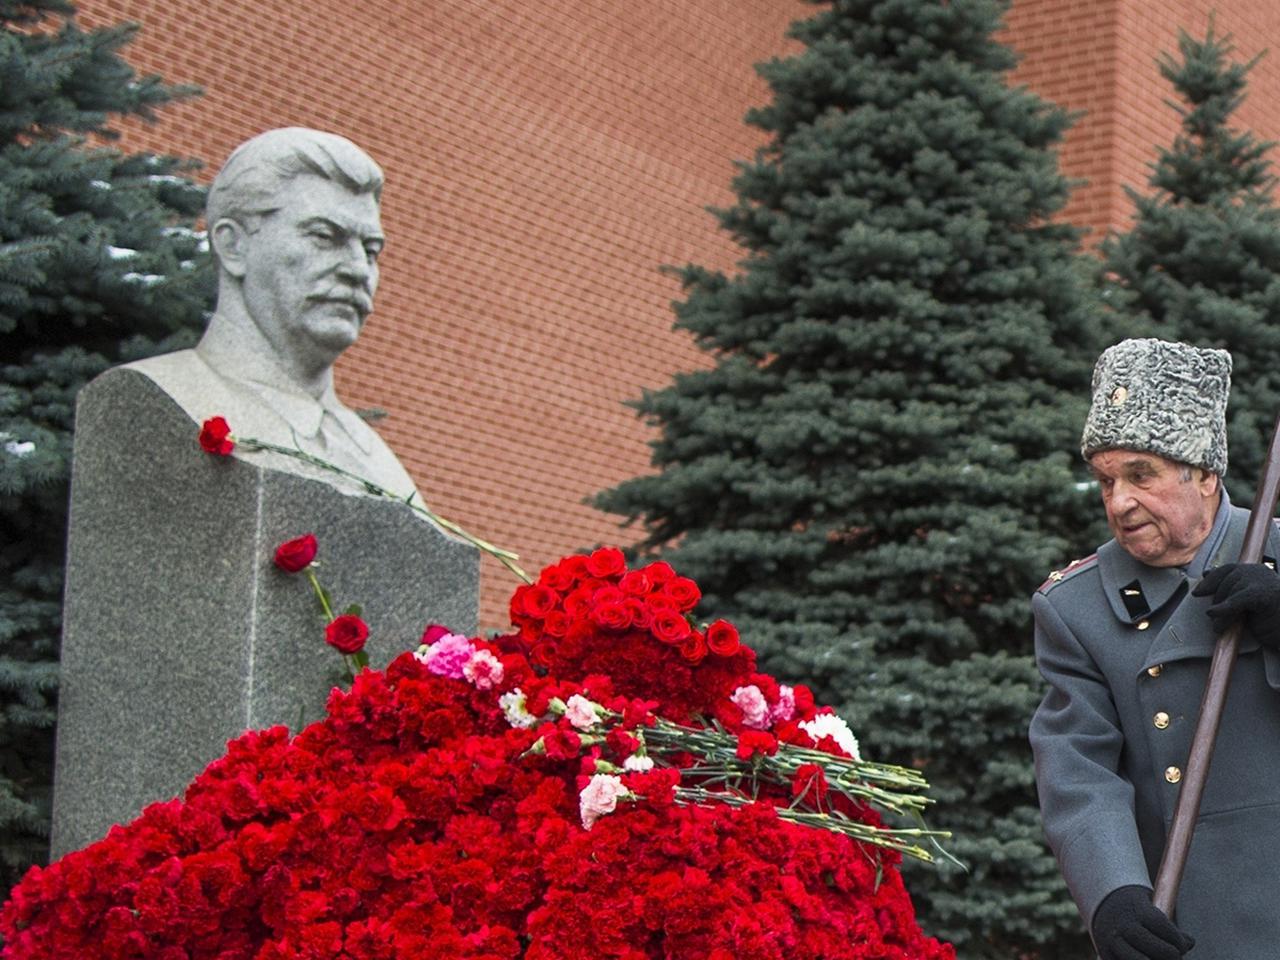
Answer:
xmin=51 ymin=367 xmax=479 ymax=856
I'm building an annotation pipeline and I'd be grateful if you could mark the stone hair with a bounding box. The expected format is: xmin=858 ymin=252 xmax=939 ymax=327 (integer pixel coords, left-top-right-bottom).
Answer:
xmin=206 ymin=127 xmax=383 ymax=228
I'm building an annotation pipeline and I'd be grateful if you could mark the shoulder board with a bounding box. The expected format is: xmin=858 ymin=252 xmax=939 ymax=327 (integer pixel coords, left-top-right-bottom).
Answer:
xmin=1038 ymin=553 xmax=1098 ymax=594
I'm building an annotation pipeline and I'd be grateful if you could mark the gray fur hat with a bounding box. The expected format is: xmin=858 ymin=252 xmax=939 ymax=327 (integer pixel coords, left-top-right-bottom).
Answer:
xmin=1081 ymin=338 xmax=1232 ymax=475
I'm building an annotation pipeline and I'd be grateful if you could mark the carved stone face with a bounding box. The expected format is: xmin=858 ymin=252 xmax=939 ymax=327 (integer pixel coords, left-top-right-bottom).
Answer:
xmin=239 ymin=174 xmax=385 ymax=369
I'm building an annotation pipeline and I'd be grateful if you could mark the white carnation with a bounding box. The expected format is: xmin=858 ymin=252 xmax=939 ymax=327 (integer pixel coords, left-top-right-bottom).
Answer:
xmin=799 ymin=712 xmax=861 ymax=760
xmin=499 ymin=689 xmax=538 ymax=729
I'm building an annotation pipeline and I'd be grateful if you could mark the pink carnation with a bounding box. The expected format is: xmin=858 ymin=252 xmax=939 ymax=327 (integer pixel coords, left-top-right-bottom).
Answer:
xmin=421 ymin=633 xmax=475 ymax=680
xmin=579 ymin=773 xmax=629 ymax=829
xmin=462 ymin=649 xmax=504 ymax=690
xmin=770 ymin=685 xmax=797 ymax=724
xmin=730 ymin=684 xmax=771 ymax=730
xmin=564 ymin=694 xmax=600 ymax=731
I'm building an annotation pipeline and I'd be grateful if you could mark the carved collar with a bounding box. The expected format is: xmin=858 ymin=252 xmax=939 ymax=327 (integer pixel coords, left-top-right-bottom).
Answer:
xmin=195 ymin=327 xmax=373 ymax=456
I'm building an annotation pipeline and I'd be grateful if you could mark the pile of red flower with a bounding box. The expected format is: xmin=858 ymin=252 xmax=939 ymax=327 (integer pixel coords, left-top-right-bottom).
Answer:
xmin=1 ymin=549 xmax=954 ymax=960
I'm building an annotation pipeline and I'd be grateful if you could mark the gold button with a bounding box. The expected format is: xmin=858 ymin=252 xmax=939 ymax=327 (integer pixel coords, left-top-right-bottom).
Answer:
xmin=1147 ymin=665 xmax=1163 ymax=677
xmin=1153 ymin=712 xmax=1170 ymax=729
xmin=1137 ymin=620 xmax=1150 ymax=631
xmin=1165 ymin=766 xmax=1182 ymax=784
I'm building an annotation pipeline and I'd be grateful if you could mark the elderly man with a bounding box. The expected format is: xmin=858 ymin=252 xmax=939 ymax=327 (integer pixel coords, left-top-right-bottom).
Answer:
xmin=129 ymin=126 xmax=417 ymax=495
xmin=1030 ymin=338 xmax=1280 ymax=960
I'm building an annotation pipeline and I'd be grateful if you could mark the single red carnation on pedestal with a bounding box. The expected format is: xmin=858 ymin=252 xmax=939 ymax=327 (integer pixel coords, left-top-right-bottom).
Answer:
xmin=197 ymin=416 xmax=234 ymax=455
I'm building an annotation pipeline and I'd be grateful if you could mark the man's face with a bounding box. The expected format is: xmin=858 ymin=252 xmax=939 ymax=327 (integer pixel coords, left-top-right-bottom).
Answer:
xmin=239 ymin=174 xmax=384 ymax=368
xmin=1089 ymin=449 xmax=1220 ymax=567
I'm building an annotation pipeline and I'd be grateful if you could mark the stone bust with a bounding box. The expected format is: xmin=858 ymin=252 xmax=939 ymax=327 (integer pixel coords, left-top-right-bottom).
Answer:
xmin=127 ymin=127 xmax=418 ymax=496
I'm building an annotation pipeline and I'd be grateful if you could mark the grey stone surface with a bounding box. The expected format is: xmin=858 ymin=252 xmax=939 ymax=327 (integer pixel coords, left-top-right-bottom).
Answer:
xmin=51 ymin=369 xmax=479 ymax=856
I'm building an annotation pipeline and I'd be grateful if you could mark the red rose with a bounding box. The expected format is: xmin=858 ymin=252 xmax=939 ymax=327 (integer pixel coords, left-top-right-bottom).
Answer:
xmin=528 ymin=642 xmax=557 ymax=670
xmin=585 ymin=546 xmax=626 ymax=579
xmin=539 ymin=562 xmax=577 ymax=592
xmin=642 ymin=560 xmax=676 ymax=584
xmin=273 ymin=533 xmax=317 ymax=573
xmin=624 ymin=598 xmax=652 ymax=630
xmin=541 ymin=610 xmax=569 ymax=638
xmin=419 ymin=623 xmax=452 ymax=645
xmin=514 ymin=583 xmax=560 ymax=619
xmin=663 ymin=576 xmax=702 ymax=612
xmin=679 ymin=631 xmax=708 ymax=664
xmin=591 ymin=601 xmax=631 ymax=632
xmin=650 ymin=610 xmax=691 ymax=645
xmin=618 ymin=570 xmax=651 ymax=596
xmin=705 ymin=619 xmax=740 ymax=656
xmin=198 ymin=416 xmax=234 ymax=455
xmin=325 ymin=614 xmax=369 ymax=655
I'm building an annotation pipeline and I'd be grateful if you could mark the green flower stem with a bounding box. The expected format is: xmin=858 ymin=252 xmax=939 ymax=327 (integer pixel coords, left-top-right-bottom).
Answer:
xmin=601 ymin=710 xmax=950 ymax=861
xmin=305 ymin=568 xmax=336 ymax=621
xmin=673 ymin=785 xmax=948 ymax=863
xmin=236 ymin=435 xmax=532 ymax=583
xmin=640 ymin=720 xmax=933 ymax=815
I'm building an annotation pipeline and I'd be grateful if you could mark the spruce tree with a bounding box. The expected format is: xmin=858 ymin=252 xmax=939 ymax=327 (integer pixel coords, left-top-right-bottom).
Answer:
xmin=0 ymin=0 xmax=211 ymax=887
xmin=1102 ymin=24 xmax=1280 ymax=503
xmin=595 ymin=0 xmax=1108 ymax=954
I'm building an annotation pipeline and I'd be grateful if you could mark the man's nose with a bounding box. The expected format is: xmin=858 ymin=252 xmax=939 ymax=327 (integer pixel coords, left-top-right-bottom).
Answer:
xmin=335 ymin=242 xmax=373 ymax=286
xmin=1110 ymin=482 xmax=1139 ymax=513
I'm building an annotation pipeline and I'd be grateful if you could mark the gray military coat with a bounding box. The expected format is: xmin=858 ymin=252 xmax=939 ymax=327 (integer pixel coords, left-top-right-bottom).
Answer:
xmin=1030 ymin=492 xmax=1280 ymax=960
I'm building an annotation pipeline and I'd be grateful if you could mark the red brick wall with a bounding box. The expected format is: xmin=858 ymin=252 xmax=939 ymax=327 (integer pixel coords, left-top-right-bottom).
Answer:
xmin=1004 ymin=0 xmax=1280 ymax=245
xmin=70 ymin=0 xmax=1280 ymax=632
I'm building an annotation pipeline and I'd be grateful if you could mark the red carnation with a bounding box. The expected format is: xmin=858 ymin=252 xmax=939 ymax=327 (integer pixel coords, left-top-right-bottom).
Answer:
xmin=537 ymin=722 xmax=582 ymax=761
xmin=605 ymin=728 xmax=641 ymax=760
xmin=198 ymin=416 xmax=234 ymax=455
xmin=792 ymin=763 xmax=829 ymax=803
xmin=706 ymin=619 xmax=741 ymax=656
xmin=325 ymin=614 xmax=369 ymax=655
xmin=273 ymin=533 xmax=317 ymax=573
xmin=735 ymin=730 xmax=779 ymax=760
xmin=585 ymin=546 xmax=626 ymax=579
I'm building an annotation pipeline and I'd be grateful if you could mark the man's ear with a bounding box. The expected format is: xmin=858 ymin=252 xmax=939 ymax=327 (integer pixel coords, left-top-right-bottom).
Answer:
xmin=210 ymin=218 xmax=250 ymax=279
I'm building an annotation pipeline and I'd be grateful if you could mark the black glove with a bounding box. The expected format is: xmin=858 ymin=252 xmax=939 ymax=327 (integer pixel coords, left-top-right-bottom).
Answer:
xmin=1192 ymin=562 xmax=1280 ymax=647
xmin=1092 ymin=885 xmax=1194 ymax=960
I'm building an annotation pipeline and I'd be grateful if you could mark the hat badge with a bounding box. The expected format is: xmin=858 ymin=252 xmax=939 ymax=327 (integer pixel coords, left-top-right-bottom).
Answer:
xmin=1110 ymin=385 xmax=1128 ymax=405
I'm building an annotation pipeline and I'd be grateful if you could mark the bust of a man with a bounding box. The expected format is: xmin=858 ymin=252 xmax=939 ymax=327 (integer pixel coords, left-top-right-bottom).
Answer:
xmin=128 ymin=126 xmax=417 ymax=495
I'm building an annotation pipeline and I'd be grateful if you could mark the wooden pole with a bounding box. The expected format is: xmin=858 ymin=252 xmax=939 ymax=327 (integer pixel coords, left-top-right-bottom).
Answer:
xmin=1152 ymin=411 xmax=1280 ymax=916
